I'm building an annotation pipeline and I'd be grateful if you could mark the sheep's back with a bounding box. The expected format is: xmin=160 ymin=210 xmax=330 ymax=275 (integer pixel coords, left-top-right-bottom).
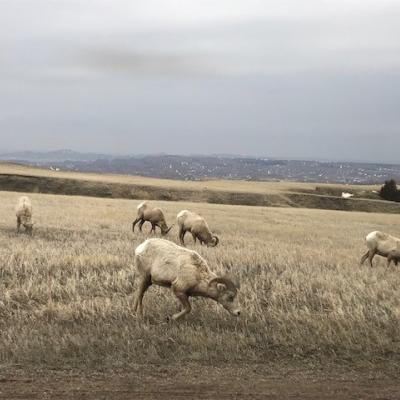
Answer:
xmin=15 ymin=197 xmax=32 ymax=217
xmin=366 ymin=231 xmax=400 ymax=254
xmin=135 ymin=238 xmax=211 ymax=282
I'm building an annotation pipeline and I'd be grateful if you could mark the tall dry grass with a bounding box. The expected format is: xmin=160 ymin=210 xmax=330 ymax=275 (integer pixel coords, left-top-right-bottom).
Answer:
xmin=0 ymin=190 xmax=400 ymax=369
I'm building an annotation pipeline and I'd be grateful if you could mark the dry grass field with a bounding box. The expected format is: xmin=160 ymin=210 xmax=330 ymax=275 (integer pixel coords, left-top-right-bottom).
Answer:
xmin=1 ymin=189 xmax=400 ymax=373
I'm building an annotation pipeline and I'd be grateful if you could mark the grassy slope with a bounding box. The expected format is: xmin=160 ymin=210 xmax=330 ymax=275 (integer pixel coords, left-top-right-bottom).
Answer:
xmin=1 ymin=162 xmax=398 ymax=214
xmin=1 ymin=162 xmax=376 ymax=193
xmin=1 ymin=190 xmax=400 ymax=369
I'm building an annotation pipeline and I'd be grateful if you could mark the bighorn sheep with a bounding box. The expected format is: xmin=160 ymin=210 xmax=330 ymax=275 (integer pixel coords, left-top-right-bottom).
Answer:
xmin=133 ymin=238 xmax=240 ymax=320
xmin=15 ymin=196 xmax=33 ymax=234
xmin=177 ymin=210 xmax=219 ymax=247
xmin=360 ymin=231 xmax=400 ymax=267
xmin=132 ymin=201 xmax=173 ymax=236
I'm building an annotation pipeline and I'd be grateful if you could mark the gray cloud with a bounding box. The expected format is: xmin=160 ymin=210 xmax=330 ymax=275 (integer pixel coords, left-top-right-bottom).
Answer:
xmin=80 ymin=49 xmax=217 ymax=76
xmin=1 ymin=0 xmax=400 ymax=162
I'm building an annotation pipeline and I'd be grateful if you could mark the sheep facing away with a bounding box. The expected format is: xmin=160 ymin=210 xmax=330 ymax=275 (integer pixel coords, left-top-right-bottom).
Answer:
xmin=177 ymin=210 xmax=219 ymax=247
xmin=15 ymin=196 xmax=33 ymax=234
xmin=360 ymin=231 xmax=400 ymax=267
xmin=133 ymin=238 xmax=240 ymax=320
xmin=132 ymin=201 xmax=173 ymax=236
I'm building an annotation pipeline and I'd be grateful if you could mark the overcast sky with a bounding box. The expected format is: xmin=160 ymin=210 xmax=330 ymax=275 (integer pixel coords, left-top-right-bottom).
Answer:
xmin=0 ymin=1 xmax=399 ymax=162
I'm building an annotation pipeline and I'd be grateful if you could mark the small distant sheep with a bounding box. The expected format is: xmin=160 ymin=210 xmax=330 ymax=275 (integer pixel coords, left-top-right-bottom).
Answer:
xmin=342 ymin=192 xmax=354 ymax=199
xmin=360 ymin=231 xmax=400 ymax=267
xmin=177 ymin=210 xmax=219 ymax=247
xmin=132 ymin=201 xmax=173 ymax=236
xmin=15 ymin=196 xmax=33 ymax=234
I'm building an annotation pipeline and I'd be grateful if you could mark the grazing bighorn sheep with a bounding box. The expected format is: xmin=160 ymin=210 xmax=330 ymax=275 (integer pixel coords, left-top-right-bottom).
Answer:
xmin=360 ymin=231 xmax=400 ymax=267
xmin=132 ymin=201 xmax=173 ymax=236
xmin=177 ymin=210 xmax=219 ymax=247
xmin=133 ymin=238 xmax=240 ymax=320
xmin=15 ymin=196 xmax=33 ymax=234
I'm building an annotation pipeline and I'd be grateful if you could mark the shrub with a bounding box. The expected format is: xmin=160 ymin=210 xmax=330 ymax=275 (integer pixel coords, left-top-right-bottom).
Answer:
xmin=380 ymin=179 xmax=400 ymax=202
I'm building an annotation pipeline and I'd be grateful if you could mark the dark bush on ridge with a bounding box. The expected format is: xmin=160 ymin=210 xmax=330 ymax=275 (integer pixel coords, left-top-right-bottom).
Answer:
xmin=380 ymin=179 xmax=400 ymax=202
xmin=379 ymin=179 xmax=400 ymax=202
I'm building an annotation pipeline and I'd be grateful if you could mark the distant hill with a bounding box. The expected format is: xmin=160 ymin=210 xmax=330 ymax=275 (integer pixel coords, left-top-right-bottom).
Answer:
xmin=1 ymin=150 xmax=400 ymax=184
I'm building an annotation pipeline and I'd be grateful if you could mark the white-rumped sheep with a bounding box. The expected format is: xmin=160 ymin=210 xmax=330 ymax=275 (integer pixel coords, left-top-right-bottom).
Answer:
xmin=177 ymin=210 xmax=219 ymax=247
xmin=15 ymin=196 xmax=33 ymax=234
xmin=132 ymin=201 xmax=173 ymax=236
xmin=133 ymin=238 xmax=240 ymax=320
xmin=360 ymin=231 xmax=400 ymax=267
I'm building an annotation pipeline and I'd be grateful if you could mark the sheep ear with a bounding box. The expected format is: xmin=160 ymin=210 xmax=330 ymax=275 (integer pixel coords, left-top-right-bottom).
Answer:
xmin=216 ymin=283 xmax=227 ymax=292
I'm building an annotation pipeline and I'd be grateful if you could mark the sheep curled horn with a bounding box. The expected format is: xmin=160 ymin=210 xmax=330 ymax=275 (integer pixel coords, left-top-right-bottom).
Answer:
xmin=208 ymin=276 xmax=239 ymax=291
xmin=211 ymin=235 xmax=219 ymax=247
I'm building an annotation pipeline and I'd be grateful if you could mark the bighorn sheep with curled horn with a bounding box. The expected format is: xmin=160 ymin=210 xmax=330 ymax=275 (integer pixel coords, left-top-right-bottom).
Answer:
xmin=177 ymin=210 xmax=219 ymax=247
xmin=133 ymin=238 xmax=240 ymax=320
xmin=15 ymin=196 xmax=33 ymax=234
xmin=132 ymin=201 xmax=173 ymax=236
xmin=360 ymin=231 xmax=400 ymax=267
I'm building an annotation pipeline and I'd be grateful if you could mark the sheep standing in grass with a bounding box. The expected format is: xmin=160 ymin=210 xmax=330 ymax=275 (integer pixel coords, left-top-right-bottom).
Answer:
xmin=15 ymin=196 xmax=33 ymax=234
xmin=132 ymin=201 xmax=173 ymax=236
xmin=360 ymin=231 xmax=400 ymax=267
xmin=133 ymin=238 xmax=240 ymax=320
xmin=177 ymin=210 xmax=219 ymax=247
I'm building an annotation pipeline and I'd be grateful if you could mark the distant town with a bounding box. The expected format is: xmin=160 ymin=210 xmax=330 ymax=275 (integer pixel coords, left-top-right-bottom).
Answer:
xmin=1 ymin=150 xmax=400 ymax=184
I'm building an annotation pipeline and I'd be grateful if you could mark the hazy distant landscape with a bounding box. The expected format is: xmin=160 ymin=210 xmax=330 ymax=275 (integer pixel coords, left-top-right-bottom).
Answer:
xmin=2 ymin=150 xmax=400 ymax=184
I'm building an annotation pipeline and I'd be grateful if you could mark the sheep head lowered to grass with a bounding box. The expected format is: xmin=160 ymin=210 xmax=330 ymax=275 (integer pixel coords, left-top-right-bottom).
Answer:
xmin=132 ymin=238 xmax=240 ymax=320
xmin=132 ymin=201 xmax=173 ymax=236
xmin=177 ymin=210 xmax=219 ymax=247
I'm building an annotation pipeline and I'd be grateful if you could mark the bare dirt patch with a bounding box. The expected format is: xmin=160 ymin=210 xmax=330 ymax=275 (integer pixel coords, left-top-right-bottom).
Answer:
xmin=1 ymin=364 xmax=399 ymax=400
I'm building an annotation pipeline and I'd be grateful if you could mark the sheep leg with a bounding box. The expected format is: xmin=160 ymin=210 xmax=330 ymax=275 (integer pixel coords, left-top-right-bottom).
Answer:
xmin=360 ymin=251 xmax=369 ymax=266
xmin=368 ymin=250 xmax=376 ymax=267
xmin=178 ymin=227 xmax=183 ymax=244
xmin=181 ymin=231 xmax=188 ymax=245
xmin=133 ymin=276 xmax=151 ymax=317
xmin=155 ymin=223 xmax=164 ymax=235
xmin=26 ymin=224 xmax=33 ymax=236
xmin=132 ymin=218 xmax=140 ymax=232
xmin=171 ymin=290 xmax=191 ymax=320
xmin=191 ymin=233 xmax=197 ymax=244
xmin=387 ymin=254 xmax=398 ymax=268
xmin=17 ymin=217 xmax=21 ymax=233
xmin=178 ymin=227 xmax=186 ymax=246
xmin=138 ymin=219 xmax=145 ymax=232
xmin=150 ymin=223 xmax=156 ymax=234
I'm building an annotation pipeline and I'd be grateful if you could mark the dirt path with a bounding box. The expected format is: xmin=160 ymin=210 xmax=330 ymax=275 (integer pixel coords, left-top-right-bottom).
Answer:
xmin=0 ymin=364 xmax=399 ymax=400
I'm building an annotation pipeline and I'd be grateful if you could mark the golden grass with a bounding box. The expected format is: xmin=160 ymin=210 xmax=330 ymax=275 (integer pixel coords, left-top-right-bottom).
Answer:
xmin=1 ymin=190 xmax=400 ymax=369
